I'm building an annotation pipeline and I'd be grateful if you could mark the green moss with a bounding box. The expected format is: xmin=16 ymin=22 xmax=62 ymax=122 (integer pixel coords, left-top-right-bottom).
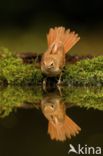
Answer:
xmin=63 ymin=87 xmax=103 ymax=110
xmin=63 ymin=56 xmax=103 ymax=86
xmin=0 ymin=48 xmax=103 ymax=86
xmin=0 ymin=86 xmax=42 ymax=117
xmin=0 ymin=48 xmax=43 ymax=85
xmin=0 ymin=86 xmax=103 ymax=118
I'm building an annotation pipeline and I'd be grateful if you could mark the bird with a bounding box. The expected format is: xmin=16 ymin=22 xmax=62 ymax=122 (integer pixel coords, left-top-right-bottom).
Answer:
xmin=41 ymin=94 xmax=81 ymax=141
xmin=41 ymin=26 xmax=80 ymax=85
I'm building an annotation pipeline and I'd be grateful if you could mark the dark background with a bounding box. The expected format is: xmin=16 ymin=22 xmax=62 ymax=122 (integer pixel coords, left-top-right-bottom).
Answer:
xmin=0 ymin=0 xmax=103 ymax=26
xmin=0 ymin=0 xmax=103 ymax=54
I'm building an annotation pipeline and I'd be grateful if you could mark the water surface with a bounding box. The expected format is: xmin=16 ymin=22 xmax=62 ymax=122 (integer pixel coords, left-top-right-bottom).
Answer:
xmin=0 ymin=86 xmax=103 ymax=156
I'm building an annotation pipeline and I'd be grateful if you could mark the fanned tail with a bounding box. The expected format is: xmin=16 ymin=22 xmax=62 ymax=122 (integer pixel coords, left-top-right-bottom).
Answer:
xmin=48 ymin=115 xmax=81 ymax=141
xmin=47 ymin=26 xmax=80 ymax=54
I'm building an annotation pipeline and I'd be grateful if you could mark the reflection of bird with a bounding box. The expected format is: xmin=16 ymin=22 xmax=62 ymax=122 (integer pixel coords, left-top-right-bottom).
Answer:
xmin=41 ymin=26 xmax=80 ymax=84
xmin=41 ymin=94 xmax=81 ymax=141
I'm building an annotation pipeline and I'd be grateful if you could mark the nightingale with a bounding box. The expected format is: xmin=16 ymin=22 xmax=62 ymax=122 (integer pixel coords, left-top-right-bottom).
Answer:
xmin=41 ymin=26 xmax=80 ymax=84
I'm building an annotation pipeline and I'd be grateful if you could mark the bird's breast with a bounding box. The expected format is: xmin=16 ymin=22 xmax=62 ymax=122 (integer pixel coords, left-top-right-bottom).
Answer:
xmin=41 ymin=66 xmax=61 ymax=77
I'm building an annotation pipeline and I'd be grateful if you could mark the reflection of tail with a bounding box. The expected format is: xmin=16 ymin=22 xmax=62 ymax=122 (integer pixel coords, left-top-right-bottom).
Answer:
xmin=47 ymin=27 xmax=80 ymax=54
xmin=48 ymin=115 xmax=81 ymax=141
xmin=68 ymin=144 xmax=78 ymax=154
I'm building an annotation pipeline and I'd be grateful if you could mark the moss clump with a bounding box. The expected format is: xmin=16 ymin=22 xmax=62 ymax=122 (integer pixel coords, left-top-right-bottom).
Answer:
xmin=63 ymin=56 xmax=103 ymax=86
xmin=0 ymin=86 xmax=103 ymax=118
xmin=0 ymin=86 xmax=42 ymax=117
xmin=0 ymin=48 xmax=103 ymax=86
xmin=63 ymin=87 xmax=103 ymax=110
xmin=0 ymin=48 xmax=42 ymax=85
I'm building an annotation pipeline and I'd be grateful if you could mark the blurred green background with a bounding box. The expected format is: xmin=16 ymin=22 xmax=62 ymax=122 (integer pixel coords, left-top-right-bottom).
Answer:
xmin=0 ymin=0 xmax=103 ymax=55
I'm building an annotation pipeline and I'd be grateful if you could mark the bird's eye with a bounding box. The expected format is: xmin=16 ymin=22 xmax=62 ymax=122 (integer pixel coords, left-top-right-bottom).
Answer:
xmin=50 ymin=62 xmax=54 ymax=66
xmin=50 ymin=104 xmax=54 ymax=108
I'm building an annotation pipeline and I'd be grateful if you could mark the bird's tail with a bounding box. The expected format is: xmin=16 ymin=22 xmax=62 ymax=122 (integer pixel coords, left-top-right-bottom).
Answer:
xmin=47 ymin=26 xmax=80 ymax=54
xmin=48 ymin=115 xmax=81 ymax=141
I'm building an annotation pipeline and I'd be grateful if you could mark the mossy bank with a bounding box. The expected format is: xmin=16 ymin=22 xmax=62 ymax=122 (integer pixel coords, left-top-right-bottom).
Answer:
xmin=0 ymin=48 xmax=42 ymax=85
xmin=0 ymin=86 xmax=103 ymax=118
xmin=0 ymin=48 xmax=103 ymax=86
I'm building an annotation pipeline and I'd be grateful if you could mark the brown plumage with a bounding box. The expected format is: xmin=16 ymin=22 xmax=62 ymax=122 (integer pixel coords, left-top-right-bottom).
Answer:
xmin=41 ymin=26 xmax=80 ymax=77
xmin=41 ymin=94 xmax=81 ymax=141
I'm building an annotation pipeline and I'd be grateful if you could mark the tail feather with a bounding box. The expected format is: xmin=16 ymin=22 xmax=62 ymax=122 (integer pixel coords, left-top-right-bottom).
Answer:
xmin=47 ymin=26 xmax=80 ymax=54
xmin=48 ymin=115 xmax=81 ymax=141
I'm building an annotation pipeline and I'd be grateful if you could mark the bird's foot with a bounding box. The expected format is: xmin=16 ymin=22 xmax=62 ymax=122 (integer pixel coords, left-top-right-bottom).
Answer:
xmin=57 ymin=73 xmax=62 ymax=86
xmin=57 ymin=85 xmax=62 ymax=96
xmin=57 ymin=79 xmax=61 ymax=85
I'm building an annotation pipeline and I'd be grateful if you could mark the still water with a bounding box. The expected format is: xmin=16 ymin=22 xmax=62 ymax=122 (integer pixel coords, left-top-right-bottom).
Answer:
xmin=0 ymin=86 xmax=103 ymax=156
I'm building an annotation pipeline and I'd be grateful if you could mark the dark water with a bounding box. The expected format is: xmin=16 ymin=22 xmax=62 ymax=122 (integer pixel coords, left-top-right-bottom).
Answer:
xmin=0 ymin=86 xmax=103 ymax=156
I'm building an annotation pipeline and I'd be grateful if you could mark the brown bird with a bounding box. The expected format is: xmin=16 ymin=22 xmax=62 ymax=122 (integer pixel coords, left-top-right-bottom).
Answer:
xmin=41 ymin=94 xmax=81 ymax=141
xmin=41 ymin=26 xmax=80 ymax=84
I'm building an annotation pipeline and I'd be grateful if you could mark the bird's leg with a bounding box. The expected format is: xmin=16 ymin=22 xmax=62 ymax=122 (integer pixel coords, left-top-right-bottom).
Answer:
xmin=43 ymin=77 xmax=47 ymax=92
xmin=57 ymin=73 xmax=62 ymax=85
xmin=57 ymin=85 xmax=62 ymax=96
xmin=57 ymin=73 xmax=63 ymax=96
